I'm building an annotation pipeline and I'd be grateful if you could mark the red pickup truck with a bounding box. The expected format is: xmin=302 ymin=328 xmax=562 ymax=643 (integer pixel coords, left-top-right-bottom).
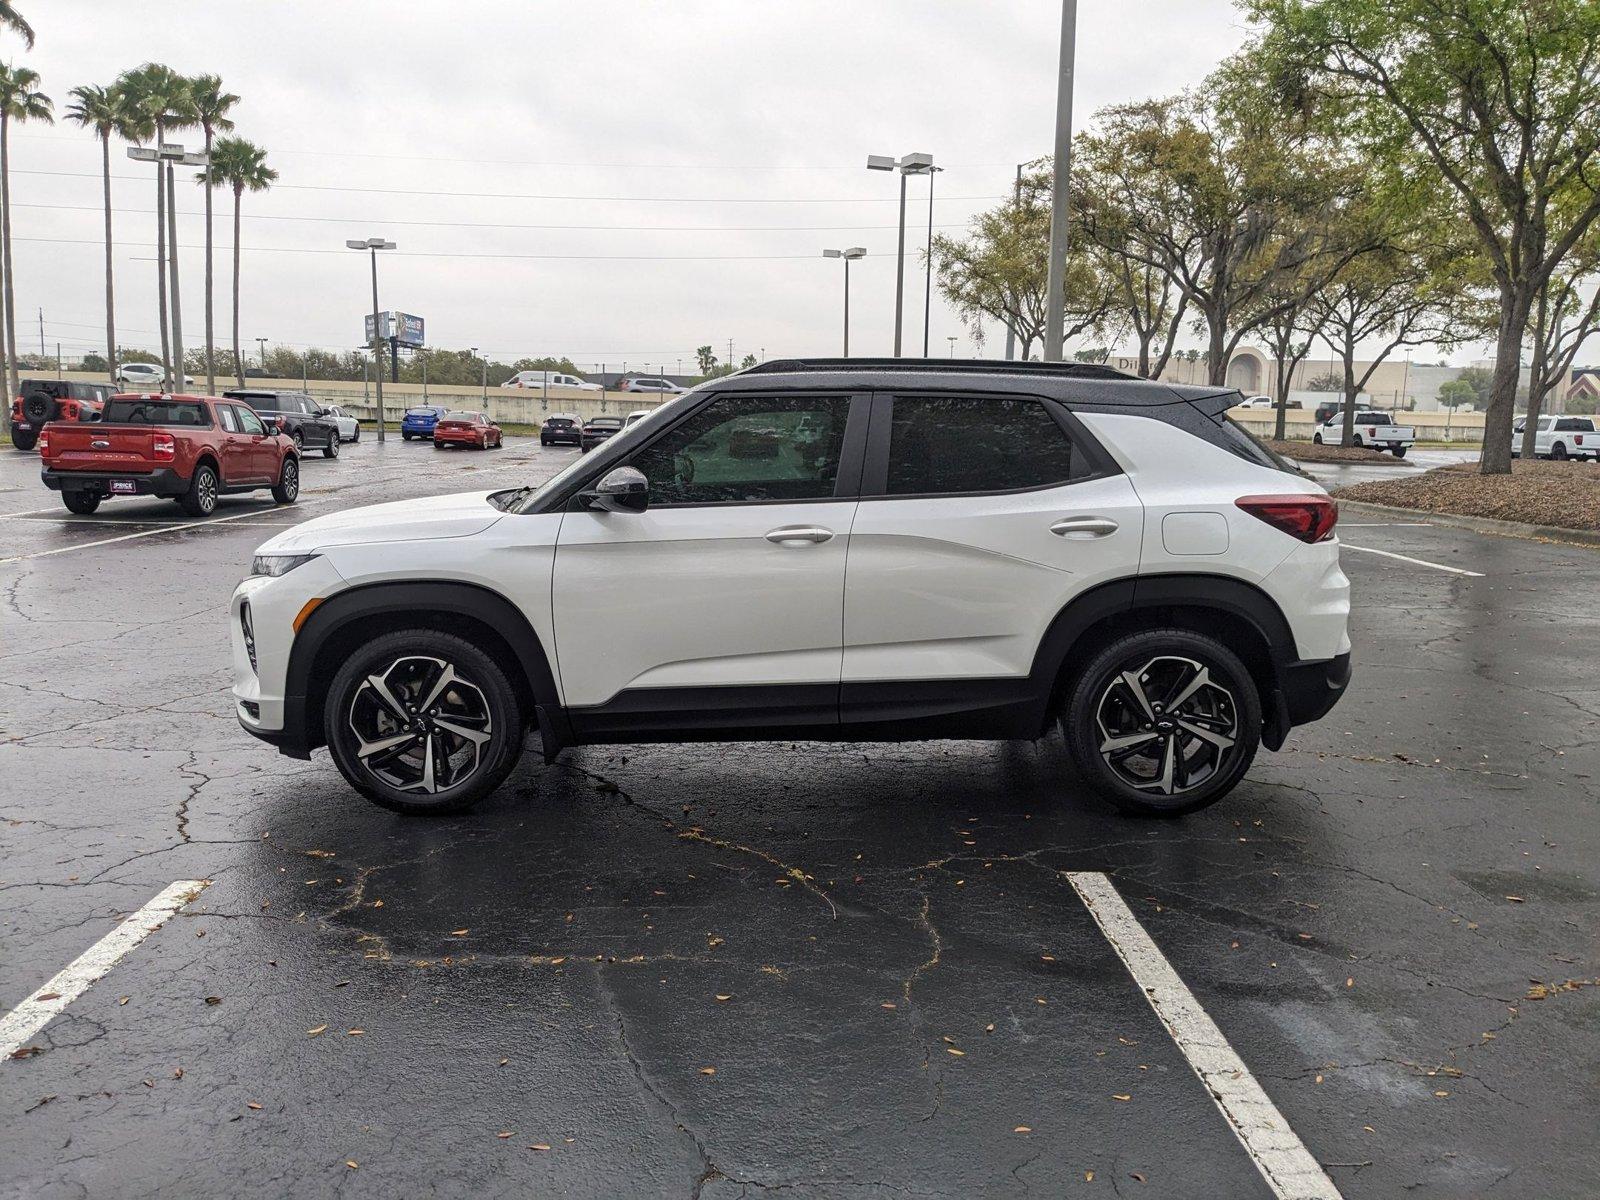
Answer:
xmin=39 ymin=393 xmax=300 ymax=517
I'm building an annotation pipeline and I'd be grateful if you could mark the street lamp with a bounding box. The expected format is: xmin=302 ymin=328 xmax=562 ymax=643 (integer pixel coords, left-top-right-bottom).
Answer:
xmin=922 ymin=166 xmax=944 ymax=357
xmin=472 ymin=346 xmax=486 ymax=403
xmin=822 ymin=248 xmax=866 ymax=356
xmin=1041 ymin=1 xmax=1079 ymax=361
xmin=947 ymin=335 xmax=958 ymax=357
xmin=255 ymin=337 xmax=268 ymax=373
xmin=867 ymin=152 xmax=933 ymax=357
xmin=146 ymin=143 xmax=207 ymax=387
xmin=346 ymin=238 xmax=396 ymax=442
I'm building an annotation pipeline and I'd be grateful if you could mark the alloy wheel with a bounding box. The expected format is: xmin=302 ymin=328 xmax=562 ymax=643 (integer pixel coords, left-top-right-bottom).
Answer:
xmin=346 ymin=656 xmax=493 ymax=794
xmin=198 ymin=470 xmax=217 ymax=513
xmin=1094 ymin=655 xmax=1239 ymax=796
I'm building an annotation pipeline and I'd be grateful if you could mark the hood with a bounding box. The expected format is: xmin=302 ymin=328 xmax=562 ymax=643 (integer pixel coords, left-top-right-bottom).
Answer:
xmin=256 ymin=491 xmax=506 ymax=554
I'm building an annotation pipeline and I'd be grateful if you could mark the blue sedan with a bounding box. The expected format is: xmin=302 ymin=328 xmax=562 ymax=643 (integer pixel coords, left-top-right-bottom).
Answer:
xmin=400 ymin=405 xmax=449 ymax=441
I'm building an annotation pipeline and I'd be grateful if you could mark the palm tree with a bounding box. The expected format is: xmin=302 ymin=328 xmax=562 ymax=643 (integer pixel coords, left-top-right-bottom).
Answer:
xmin=0 ymin=4 xmax=33 ymax=49
xmin=117 ymin=64 xmax=192 ymax=382
xmin=0 ymin=63 xmax=50 ymax=406
xmin=65 ymin=83 xmax=131 ymax=385
xmin=187 ymin=75 xmax=237 ymax=394
xmin=205 ymin=137 xmax=275 ymax=386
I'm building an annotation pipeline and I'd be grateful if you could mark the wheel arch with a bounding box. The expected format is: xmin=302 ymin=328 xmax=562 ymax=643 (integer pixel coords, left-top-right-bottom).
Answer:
xmin=284 ymin=580 xmax=564 ymax=758
xmin=1033 ymin=574 xmax=1297 ymax=748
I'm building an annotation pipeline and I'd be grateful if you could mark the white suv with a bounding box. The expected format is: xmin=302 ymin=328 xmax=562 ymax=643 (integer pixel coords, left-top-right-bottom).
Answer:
xmin=231 ymin=360 xmax=1351 ymax=819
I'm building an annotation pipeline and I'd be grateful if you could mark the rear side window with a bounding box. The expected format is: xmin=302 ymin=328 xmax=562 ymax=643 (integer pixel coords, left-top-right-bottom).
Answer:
xmin=629 ymin=394 xmax=851 ymax=505
xmin=885 ymin=396 xmax=1079 ymax=495
xmin=101 ymin=399 xmax=211 ymax=426
xmin=217 ymin=405 xmax=239 ymax=433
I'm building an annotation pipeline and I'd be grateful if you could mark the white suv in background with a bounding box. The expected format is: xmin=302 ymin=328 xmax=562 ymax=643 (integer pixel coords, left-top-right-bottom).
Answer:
xmin=502 ymin=370 xmax=600 ymax=391
xmin=231 ymin=359 xmax=1351 ymax=819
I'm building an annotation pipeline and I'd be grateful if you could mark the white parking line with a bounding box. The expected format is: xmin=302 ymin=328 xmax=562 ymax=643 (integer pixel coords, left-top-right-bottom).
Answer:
xmin=1338 ymin=522 xmax=1433 ymax=527
xmin=1339 ymin=544 xmax=1486 ymax=577
xmin=0 ymin=506 xmax=301 ymax=565
xmin=0 ymin=880 xmax=209 ymax=1060
xmin=1067 ymin=872 xmax=1342 ymax=1200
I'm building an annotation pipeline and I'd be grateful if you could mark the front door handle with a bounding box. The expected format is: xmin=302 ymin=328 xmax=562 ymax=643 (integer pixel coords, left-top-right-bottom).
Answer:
xmin=1051 ymin=516 xmax=1119 ymax=539
xmin=765 ymin=525 xmax=834 ymax=545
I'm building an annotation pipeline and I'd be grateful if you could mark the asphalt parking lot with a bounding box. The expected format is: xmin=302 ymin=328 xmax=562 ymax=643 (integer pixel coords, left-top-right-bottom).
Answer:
xmin=2 ymin=435 xmax=1597 ymax=1199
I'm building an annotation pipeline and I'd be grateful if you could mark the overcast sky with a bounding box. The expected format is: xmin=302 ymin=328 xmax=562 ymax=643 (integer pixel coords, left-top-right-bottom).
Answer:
xmin=13 ymin=0 xmax=1457 ymax=375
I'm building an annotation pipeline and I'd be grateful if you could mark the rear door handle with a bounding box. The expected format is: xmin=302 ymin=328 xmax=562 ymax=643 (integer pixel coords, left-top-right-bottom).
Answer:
xmin=765 ymin=525 xmax=834 ymax=545
xmin=1051 ymin=516 xmax=1119 ymax=539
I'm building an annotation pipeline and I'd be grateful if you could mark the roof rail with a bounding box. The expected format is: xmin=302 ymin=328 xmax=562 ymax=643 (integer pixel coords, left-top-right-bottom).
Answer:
xmin=740 ymin=357 xmax=1138 ymax=381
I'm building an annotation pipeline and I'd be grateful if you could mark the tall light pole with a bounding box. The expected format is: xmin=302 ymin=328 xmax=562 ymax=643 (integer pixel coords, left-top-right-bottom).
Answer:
xmin=922 ymin=166 xmax=943 ymax=357
xmin=1005 ymin=163 xmax=1025 ymax=360
xmin=1041 ymin=1 xmax=1078 ymax=362
xmin=127 ymin=145 xmax=167 ymax=380
xmin=472 ymin=346 xmax=486 ymax=403
xmin=347 ymin=238 xmax=396 ymax=443
xmin=947 ymin=335 xmax=958 ymax=357
xmin=255 ymin=337 xmax=268 ymax=373
xmin=157 ymin=144 xmax=208 ymax=388
xmin=822 ymin=247 xmax=866 ymax=356
xmin=867 ymin=152 xmax=933 ymax=357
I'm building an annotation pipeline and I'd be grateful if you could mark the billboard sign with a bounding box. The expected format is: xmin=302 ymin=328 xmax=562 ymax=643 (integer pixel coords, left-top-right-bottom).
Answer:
xmin=363 ymin=311 xmax=425 ymax=348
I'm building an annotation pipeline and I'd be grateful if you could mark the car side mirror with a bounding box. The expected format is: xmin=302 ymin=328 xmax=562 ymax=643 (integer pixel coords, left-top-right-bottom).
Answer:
xmin=581 ymin=466 xmax=648 ymax=513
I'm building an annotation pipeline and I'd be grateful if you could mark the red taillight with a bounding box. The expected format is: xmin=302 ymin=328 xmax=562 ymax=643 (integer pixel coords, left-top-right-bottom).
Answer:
xmin=1236 ymin=494 xmax=1338 ymax=544
xmin=37 ymin=429 xmax=49 ymax=456
xmin=1367 ymin=426 xmax=1377 ymax=438
xmin=152 ymin=434 xmax=175 ymax=462
xmin=1577 ymin=434 xmax=1585 ymax=446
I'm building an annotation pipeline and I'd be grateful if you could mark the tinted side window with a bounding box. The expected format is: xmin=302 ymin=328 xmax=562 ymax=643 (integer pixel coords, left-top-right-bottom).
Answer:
xmin=629 ymin=394 xmax=851 ymax=505
xmin=885 ymin=396 xmax=1078 ymax=495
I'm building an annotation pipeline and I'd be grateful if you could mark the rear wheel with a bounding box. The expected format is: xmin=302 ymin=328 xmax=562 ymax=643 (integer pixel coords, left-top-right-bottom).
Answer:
xmin=402 ymin=431 xmax=412 ymax=441
xmin=1060 ymin=629 xmax=1261 ymax=818
xmin=1312 ymin=433 xmax=1323 ymax=445
xmin=1552 ymin=442 xmax=1569 ymax=461
xmin=271 ymin=456 xmax=299 ymax=504
xmin=323 ymin=436 xmax=339 ymax=460
xmin=1391 ymin=445 xmax=1407 ymax=458
xmin=10 ymin=426 xmax=37 ymax=451
xmin=178 ymin=463 xmax=219 ymax=517
xmin=62 ymin=490 xmax=101 ymax=515
xmin=324 ymin=630 xmax=525 ymax=815
xmin=1352 ymin=435 xmax=1364 ymax=448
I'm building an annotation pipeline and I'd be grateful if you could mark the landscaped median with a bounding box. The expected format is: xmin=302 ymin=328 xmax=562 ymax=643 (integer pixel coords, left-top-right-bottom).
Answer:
xmin=1266 ymin=439 xmax=1411 ymax=465
xmin=1334 ymin=460 xmax=1600 ymax=535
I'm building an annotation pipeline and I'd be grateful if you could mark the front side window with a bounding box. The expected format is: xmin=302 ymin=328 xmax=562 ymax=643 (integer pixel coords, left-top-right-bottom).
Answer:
xmin=235 ymin=406 xmax=267 ymax=436
xmin=628 ymin=394 xmax=851 ymax=505
xmin=885 ymin=395 xmax=1079 ymax=495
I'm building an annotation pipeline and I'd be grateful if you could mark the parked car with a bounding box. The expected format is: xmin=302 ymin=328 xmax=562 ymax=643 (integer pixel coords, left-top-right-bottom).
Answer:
xmin=1313 ymin=401 xmax=1340 ymax=426
xmin=323 ymin=404 xmax=362 ymax=443
xmin=1312 ymin=411 xmax=1415 ymax=457
xmin=580 ymin=414 xmax=625 ymax=452
xmin=225 ymin=390 xmax=341 ymax=459
xmin=502 ymin=370 xmax=600 ymax=392
xmin=232 ymin=359 xmax=1350 ymax=819
xmin=10 ymin=380 xmax=113 ymax=451
xmin=40 ymin=393 xmax=299 ymax=516
xmin=1511 ymin=414 xmax=1600 ymax=461
xmin=618 ymin=376 xmax=686 ymax=395
xmin=623 ymin=408 xmax=653 ymax=429
xmin=433 ymin=411 xmax=503 ymax=450
xmin=1239 ymin=395 xmax=1275 ymax=409
xmin=400 ymin=405 xmax=450 ymax=441
xmin=115 ymin=362 xmax=193 ymax=388
xmin=540 ymin=414 xmax=583 ymax=447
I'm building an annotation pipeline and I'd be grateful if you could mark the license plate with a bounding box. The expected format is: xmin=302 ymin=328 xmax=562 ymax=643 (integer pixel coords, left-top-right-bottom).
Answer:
xmin=109 ymin=480 xmax=136 ymax=494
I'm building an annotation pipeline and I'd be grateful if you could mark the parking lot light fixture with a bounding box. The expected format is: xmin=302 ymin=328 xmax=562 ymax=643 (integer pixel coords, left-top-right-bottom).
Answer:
xmin=867 ymin=153 xmax=933 ymax=357
xmin=823 ymin=248 xmax=867 ymax=356
xmin=347 ymin=238 xmax=396 ymax=441
xmin=472 ymin=346 xmax=486 ymax=402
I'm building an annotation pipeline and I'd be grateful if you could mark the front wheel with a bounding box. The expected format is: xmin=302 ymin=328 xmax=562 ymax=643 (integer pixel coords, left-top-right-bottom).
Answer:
xmin=351 ymin=425 xmax=361 ymax=443
xmin=178 ymin=463 xmax=219 ymax=517
xmin=62 ymin=490 xmax=101 ymax=515
xmin=324 ymin=630 xmax=525 ymax=815
xmin=271 ymin=456 xmax=299 ymax=504
xmin=1312 ymin=433 xmax=1323 ymax=445
xmin=1059 ymin=629 xmax=1261 ymax=818
xmin=323 ymin=436 xmax=339 ymax=460
xmin=10 ymin=427 xmax=37 ymax=452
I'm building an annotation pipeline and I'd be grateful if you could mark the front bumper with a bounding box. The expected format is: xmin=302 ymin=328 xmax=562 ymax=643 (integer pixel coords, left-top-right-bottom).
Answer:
xmin=42 ymin=466 xmax=185 ymax=497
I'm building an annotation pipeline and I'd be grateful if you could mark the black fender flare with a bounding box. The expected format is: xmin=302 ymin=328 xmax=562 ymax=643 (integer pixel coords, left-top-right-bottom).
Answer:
xmin=281 ymin=580 xmax=564 ymax=758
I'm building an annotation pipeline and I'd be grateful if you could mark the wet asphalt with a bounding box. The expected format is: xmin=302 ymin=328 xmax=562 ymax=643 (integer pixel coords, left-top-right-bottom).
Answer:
xmin=1 ymin=435 xmax=1596 ymax=1199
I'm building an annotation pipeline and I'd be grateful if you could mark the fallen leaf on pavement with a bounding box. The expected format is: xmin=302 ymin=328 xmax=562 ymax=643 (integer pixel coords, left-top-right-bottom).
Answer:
xmin=715 ymin=994 xmax=732 ymax=1002
xmin=347 ymin=1029 xmax=365 ymax=1036
xmin=247 ymin=1102 xmax=262 ymax=1111
xmin=529 ymin=1144 xmax=552 ymax=1152
xmin=1014 ymin=1125 xmax=1032 ymax=1134
xmin=345 ymin=1160 xmax=358 ymax=1169
xmin=497 ymin=1132 xmax=512 ymax=1139
xmin=307 ymin=1025 xmax=328 ymax=1036
xmin=946 ymin=1047 xmax=966 ymax=1057
xmin=34 ymin=992 xmax=60 ymax=1002
xmin=699 ymin=1066 xmax=717 ymax=1075
xmin=1113 ymin=1094 xmax=1131 ymax=1102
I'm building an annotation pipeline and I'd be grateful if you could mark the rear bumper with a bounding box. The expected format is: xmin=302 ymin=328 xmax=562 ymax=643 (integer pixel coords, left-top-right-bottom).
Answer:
xmin=433 ymin=431 xmax=481 ymax=445
xmin=542 ymin=430 xmax=581 ymax=443
xmin=41 ymin=466 xmax=185 ymax=497
xmin=1281 ymin=651 xmax=1352 ymax=726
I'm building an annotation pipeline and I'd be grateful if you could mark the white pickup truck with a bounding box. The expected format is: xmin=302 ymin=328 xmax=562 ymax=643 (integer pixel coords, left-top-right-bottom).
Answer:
xmin=1511 ymin=414 xmax=1600 ymax=461
xmin=1312 ymin=411 xmax=1416 ymax=458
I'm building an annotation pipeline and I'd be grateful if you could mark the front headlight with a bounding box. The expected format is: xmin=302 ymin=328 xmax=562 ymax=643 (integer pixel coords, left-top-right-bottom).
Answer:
xmin=250 ymin=552 xmax=320 ymax=578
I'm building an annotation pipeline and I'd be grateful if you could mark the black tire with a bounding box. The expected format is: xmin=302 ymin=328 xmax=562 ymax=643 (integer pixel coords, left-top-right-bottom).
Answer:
xmin=402 ymin=431 xmax=412 ymax=441
xmin=178 ymin=462 xmax=219 ymax=517
xmin=271 ymin=455 xmax=299 ymax=504
xmin=1391 ymin=445 xmax=1407 ymax=458
xmin=21 ymin=391 xmax=56 ymax=426
xmin=1352 ymin=435 xmax=1364 ymax=448
xmin=10 ymin=426 xmax=37 ymax=452
xmin=540 ymin=435 xmax=550 ymax=447
xmin=1552 ymin=442 xmax=1569 ymax=461
xmin=1312 ymin=433 xmax=1323 ymax=445
xmin=323 ymin=436 xmax=339 ymax=460
xmin=1059 ymin=628 xmax=1261 ymax=818
xmin=62 ymin=490 xmax=101 ymax=515
xmin=324 ymin=629 xmax=525 ymax=815
xmin=352 ymin=425 xmax=361 ymax=443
